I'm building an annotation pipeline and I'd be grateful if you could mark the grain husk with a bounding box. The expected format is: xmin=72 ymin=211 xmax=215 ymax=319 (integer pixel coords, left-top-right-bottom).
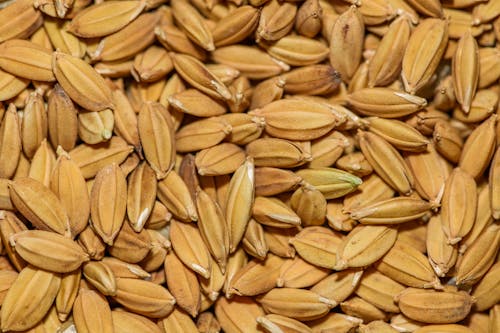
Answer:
xmin=170 ymin=219 xmax=211 ymax=278
xmin=358 ymin=130 xmax=414 ymax=195
xmin=215 ymin=296 xmax=265 ymax=333
xmin=289 ymin=226 xmax=343 ymax=269
xmin=375 ymin=242 xmax=442 ymax=289
xmin=426 ymin=214 xmax=458 ymax=277
xmin=228 ymin=254 xmax=283 ymax=297
xmin=211 ymin=45 xmax=289 ymax=80
xmin=329 ymin=5 xmax=365 ymax=83
xmin=335 ymin=224 xmax=398 ymax=270
xmin=113 ymin=277 xmax=176 ymax=318
xmin=107 ymin=220 xmax=150 ymax=264
xmin=0 ymin=266 xmax=61 ymax=332
xmin=138 ymin=101 xmax=176 ymax=179
xmin=277 ymin=256 xmax=329 ymax=289
xmin=402 ymin=19 xmax=448 ymax=94
xmin=441 ymin=168 xmax=477 ymax=245
xmin=73 ymin=288 xmax=113 ymax=333
xmin=164 ymin=251 xmax=201 ymax=317
xmin=348 ymin=88 xmax=427 ymax=118
xmin=395 ymin=288 xmax=474 ymax=324
xmin=52 ymin=51 xmax=113 ymax=112
xmin=112 ymin=310 xmax=162 ymax=333
xmin=256 ymin=288 xmax=335 ymax=321
xmin=9 ymin=177 xmax=71 ymax=237
xmin=82 ymin=261 xmax=116 ymax=296
xmin=0 ymin=104 xmax=21 ymax=178
xmin=157 ymin=170 xmax=198 ymax=222
xmin=67 ymin=0 xmax=146 ymax=38
xmin=93 ymin=12 xmax=160 ymax=62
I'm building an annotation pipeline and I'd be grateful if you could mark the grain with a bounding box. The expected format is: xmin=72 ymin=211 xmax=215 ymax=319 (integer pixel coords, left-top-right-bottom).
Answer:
xmin=0 ymin=0 xmax=497 ymax=329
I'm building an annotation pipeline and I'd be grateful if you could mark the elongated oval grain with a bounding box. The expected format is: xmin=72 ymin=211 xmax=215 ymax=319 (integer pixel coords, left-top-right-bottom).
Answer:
xmin=11 ymin=230 xmax=89 ymax=273
xmin=329 ymin=5 xmax=364 ymax=83
xmin=171 ymin=52 xmax=231 ymax=101
xmin=0 ymin=0 xmax=43 ymax=43
xmin=252 ymin=196 xmax=301 ymax=228
xmin=138 ymin=102 xmax=175 ymax=179
xmin=108 ymin=81 xmax=140 ymax=152
xmin=28 ymin=139 xmax=56 ymax=188
xmin=396 ymin=288 xmax=474 ymax=324
xmin=335 ymin=224 xmax=398 ymax=270
xmin=367 ymin=117 xmax=429 ymax=152
xmin=0 ymin=266 xmax=61 ymax=332
xmin=170 ymin=220 xmax=212 ymax=278
xmin=289 ymin=226 xmax=343 ymax=269
xmin=256 ymin=288 xmax=335 ymax=321
xmin=157 ymin=170 xmax=197 ymax=222
xmin=73 ymin=288 xmax=113 ymax=333
xmin=93 ymin=12 xmax=160 ymax=62
xmin=247 ymin=138 xmax=312 ymax=169
xmin=225 ymin=158 xmax=255 ymax=253
xmin=348 ymin=88 xmax=427 ymax=118
xmin=212 ymin=5 xmax=259 ymax=47
xmin=455 ymin=223 xmax=500 ymax=287
xmin=211 ymin=45 xmax=289 ymax=80
xmin=295 ymin=167 xmax=362 ymax=200
xmin=67 ymin=0 xmax=146 ymax=38
xmin=0 ymin=104 xmax=21 ymax=179
xmin=250 ymin=99 xmax=338 ymax=141
xmin=441 ymin=168 xmax=477 ymax=245
xmin=164 ymin=251 xmax=201 ymax=317
xmin=215 ymin=296 xmax=265 ymax=333
xmin=9 ymin=177 xmax=71 ymax=237
xmin=195 ymin=143 xmax=246 ymax=176
xmin=0 ymin=39 xmax=54 ymax=82
xmin=113 ymin=277 xmax=176 ymax=318
xmin=375 ymin=242 xmax=441 ymax=289
xmin=257 ymin=0 xmax=297 ymax=42
xmin=262 ymin=35 xmax=329 ymax=67
xmin=257 ymin=314 xmax=313 ymax=333
xmin=277 ymin=256 xmax=329 ymax=289
xmin=44 ymin=19 xmax=86 ymax=58
xmin=90 ymin=163 xmax=127 ymax=245
xmin=358 ymin=131 xmax=414 ymax=195
xmin=311 ymin=269 xmax=363 ymax=305
xmin=355 ymin=268 xmax=404 ymax=313
xmin=290 ymin=183 xmax=327 ymax=227
xmin=196 ymin=187 xmax=229 ymax=272
xmin=69 ymin=136 xmax=134 ymax=179
xmin=54 ymin=270 xmax=80 ymax=323
xmin=350 ymin=197 xmax=432 ymax=224
xmin=126 ymin=162 xmax=156 ymax=232
xmin=368 ymin=16 xmax=411 ymax=87
xmin=83 ymin=261 xmax=116 ymax=296
xmin=281 ymin=64 xmax=342 ymax=96
xmin=21 ymin=92 xmax=47 ymax=159
xmin=112 ymin=310 xmax=162 ymax=333
xmin=405 ymin=144 xmax=449 ymax=207
xmin=52 ymin=51 xmax=113 ymax=112
xmin=426 ymin=214 xmax=458 ymax=277
xmin=459 ymin=115 xmax=497 ymax=179
xmin=402 ymin=19 xmax=448 ymax=94
xmin=47 ymin=84 xmax=78 ymax=152
xmin=452 ymin=31 xmax=479 ymax=113
xmin=171 ymin=0 xmax=214 ymax=51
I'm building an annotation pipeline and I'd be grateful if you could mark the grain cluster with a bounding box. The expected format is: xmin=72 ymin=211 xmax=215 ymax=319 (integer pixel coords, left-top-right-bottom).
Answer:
xmin=0 ymin=0 xmax=498 ymax=332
